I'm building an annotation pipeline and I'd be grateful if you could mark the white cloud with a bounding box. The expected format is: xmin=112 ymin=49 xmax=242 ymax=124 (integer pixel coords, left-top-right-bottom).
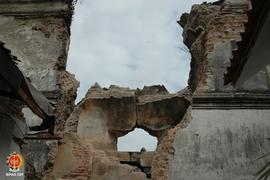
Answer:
xmin=118 ymin=128 xmax=158 ymax=151
xmin=67 ymin=0 xmax=216 ymax=150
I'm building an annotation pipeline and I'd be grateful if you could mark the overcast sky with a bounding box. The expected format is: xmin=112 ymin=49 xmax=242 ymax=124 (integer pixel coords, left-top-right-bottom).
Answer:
xmin=67 ymin=0 xmax=215 ymax=151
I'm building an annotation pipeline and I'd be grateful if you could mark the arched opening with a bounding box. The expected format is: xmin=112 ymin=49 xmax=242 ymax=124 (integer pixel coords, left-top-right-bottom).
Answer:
xmin=117 ymin=128 xmax=158 ymax=151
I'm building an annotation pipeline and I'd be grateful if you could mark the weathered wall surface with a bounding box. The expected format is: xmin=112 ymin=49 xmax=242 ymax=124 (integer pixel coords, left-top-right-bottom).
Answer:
xmin=0 ymin=1 xmax=73 ymax=92
xmin=1 ymin=0 xmax=270 ymax=180
xmin=65 ymin=84 xmax=189 ymax=144
xmin=165 ymin=0 xmax=270 ymax=179
xmin=0 ymin=97 xmax=24 ymax=180
xmin=179 ymin=0 xmax=270 ymax=93
xmin=45 ymin=132 xmax=149 ymax=180
xmin=168 ymin=109 xmax=270 ymax=180
xmin=151 ymin=108 xmax=192 ymax=180
xmin=0 ymin=0 xmax=79 ymax=135
xmin=48 ymin=84 xmax=190 ymax=179
xmin=0 ymin=1 xmax=79 ymax=179
xmin=0 ymin=0 xmax=78 ymax=135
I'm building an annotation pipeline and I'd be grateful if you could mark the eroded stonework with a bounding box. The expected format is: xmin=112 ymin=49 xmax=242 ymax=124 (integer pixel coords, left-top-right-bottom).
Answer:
xmin=167 ymin=0 xmax=270 ymax=179
xmin=54 ymin=84 xmax=190 ymax=179
xmin=0 ymin=1 xmax=78 ymax=179
xmin=1 ymin=0 xmax=270 ymax=180
xmin=179 ymin=0 xmax=270 ymax=93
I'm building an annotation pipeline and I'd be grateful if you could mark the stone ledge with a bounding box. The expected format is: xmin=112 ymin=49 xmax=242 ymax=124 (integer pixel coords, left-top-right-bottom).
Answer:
xmin=0 ymin=1 xmax=72 ymax=16
xmin=117 ymin=151 xmax=154 ymax=167
xmin=192 ymin=92 xmax=270 ymax=109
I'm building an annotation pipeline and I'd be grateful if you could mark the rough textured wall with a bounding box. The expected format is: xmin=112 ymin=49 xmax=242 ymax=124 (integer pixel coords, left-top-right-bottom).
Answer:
xmin=65 ymin=84 xmax=189 ymax=143
xmin=165 ymin=0 xmax=270 ymax=179
xmin=0 ymin=97 xmax=24 ymax=180
xmin=151 ymin=108 xmax=192 ymax=180
xmin=49 ymin=84 xmax=190 ymax=179
xmin=0 ymin=0 xmax=79 ymax=135
xmin=0 ymin=1 xmax=79 ymax=179
xmin=1 ymin=0 xmax=269 ymax=180
xmin=179 ymin=0 xmax=270 ymax=93
xmin=168 ymin=109 xmax=270 ymax=180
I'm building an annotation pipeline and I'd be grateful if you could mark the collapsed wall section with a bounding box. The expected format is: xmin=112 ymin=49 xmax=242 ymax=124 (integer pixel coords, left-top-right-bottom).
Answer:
xmin=0 ymin=0 xmax=79 ymax=135
xmin=50 ymin=84 xmax=190 ymax=179
xmin=166 ymin=1 xmax=270 ymax=179
xmin=2 ymin=0 xmax=270 ymax=180
xmin=0 ymin=1 xmax=79 ymax=179
xmin=179 ymin=0 xmax=270 ymax=93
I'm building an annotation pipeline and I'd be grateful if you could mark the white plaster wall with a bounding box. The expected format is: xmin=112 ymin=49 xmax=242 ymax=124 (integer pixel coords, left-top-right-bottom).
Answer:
xmin=168 ymin=109 xmax=270 ymax=180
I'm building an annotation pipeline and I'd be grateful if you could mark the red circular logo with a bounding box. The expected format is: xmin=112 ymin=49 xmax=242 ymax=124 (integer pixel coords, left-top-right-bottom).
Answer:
xmin=6 ymin=152 xmax=23 ymax=172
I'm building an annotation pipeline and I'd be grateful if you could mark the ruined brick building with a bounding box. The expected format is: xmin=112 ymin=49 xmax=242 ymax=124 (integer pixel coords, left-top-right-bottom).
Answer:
xmin=0 ymin=0 xmax=269 ymax=180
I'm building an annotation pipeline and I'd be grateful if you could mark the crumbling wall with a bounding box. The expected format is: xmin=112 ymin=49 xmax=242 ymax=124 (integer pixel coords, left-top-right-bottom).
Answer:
xmin=118 ymin=151 xmax=154 ymax=178
xmin=48 ymin=84 xmax=190 ymax=179
xmin=65 ymin=84 xmax=189 ymax=148
xmin=168 ymin=109 xmax=270 ymax=180
xmin=37 ymin=0 xmax=270 ymax=179
xmin=179 ymin=0 xmax=270 ymax=93
xmin=151 ymin=107 xmax=192 ymax=180
xmin=2 ymin=0 xmax=270 ymax=180
xmin=0 ymin=0 xmax=79 ymax=135
xmin=0 ymin=1 xmax=79 ymax=179
xmin=165 ymin=0 xmax=270 ymax=179
xmin=0 ymin=97 xmax=25 ymax=180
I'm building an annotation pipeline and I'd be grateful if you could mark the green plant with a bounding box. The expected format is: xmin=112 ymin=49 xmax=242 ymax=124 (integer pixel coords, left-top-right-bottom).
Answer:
xmin=254 ymin=139 xmax=270 ymax=180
